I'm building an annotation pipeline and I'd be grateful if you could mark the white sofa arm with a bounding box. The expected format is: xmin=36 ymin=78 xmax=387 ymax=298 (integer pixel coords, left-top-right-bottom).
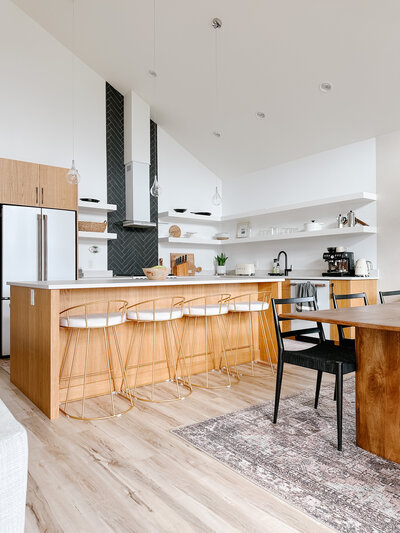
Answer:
xmin=0 ymin=399 xmax=28 ymax=533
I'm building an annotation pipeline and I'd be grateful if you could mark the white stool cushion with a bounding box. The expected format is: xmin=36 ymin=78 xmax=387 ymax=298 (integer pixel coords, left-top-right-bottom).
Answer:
xmin=0 ymin=400 xmax=28 ymax=533
xmin=183 ymin=304 xmax=229 ymax=317
xmin=60 ymin=312 xmax=126 ymax=329
xmin=127 ymin=308 xmax=183 ymax=322
xmin=228 ymin=301 xmax=269 ymax=313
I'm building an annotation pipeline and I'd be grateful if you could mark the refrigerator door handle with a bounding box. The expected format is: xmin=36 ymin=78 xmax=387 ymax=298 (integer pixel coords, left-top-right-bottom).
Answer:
xmin=43 ymin=214 xmax=48 ymax=281
xmin=37 ymin=214 xmax=42 ymax=281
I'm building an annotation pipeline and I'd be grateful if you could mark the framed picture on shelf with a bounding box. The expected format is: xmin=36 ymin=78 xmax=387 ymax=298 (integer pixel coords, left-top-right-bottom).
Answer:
xmin=236 ymin=221 xmax=251 ymax=239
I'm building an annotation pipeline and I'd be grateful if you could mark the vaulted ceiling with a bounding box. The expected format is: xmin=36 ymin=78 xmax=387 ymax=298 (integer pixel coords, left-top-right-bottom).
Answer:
xmin=11 ymin=0 xmax=400 ymax=178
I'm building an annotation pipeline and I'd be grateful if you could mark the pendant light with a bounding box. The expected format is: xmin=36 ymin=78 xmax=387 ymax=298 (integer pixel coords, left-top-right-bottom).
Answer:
xmin=66 ymin=0 xmax=80 ymax=184
xmin=211 ymin=17 xmax=222 ymax=206
xmin=150 ymin=0 xmax=161 ymax=198
xmin=212 ymin=186 xmax=222 ymax=206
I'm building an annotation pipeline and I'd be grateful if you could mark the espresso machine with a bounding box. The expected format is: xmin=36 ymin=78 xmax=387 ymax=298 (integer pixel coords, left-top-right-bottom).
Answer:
xmin=322 ymin=247 xmax=355 ymax=277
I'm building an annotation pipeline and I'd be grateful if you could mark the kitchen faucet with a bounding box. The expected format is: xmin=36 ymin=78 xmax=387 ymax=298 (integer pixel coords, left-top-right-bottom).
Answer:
xmin=277 ymin=250 xmax=292 ymax=276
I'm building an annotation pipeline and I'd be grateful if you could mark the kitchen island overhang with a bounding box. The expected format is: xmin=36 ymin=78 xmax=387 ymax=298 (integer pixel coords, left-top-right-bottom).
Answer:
xmin=8 ymin=276 xmax=285 ymax=419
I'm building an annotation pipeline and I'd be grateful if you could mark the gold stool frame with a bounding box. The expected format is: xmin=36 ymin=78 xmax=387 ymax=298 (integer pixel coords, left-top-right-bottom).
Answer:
xmin=59 ymin=300 xmax=134 ymax=421
xmin=181 ymin=293 xmax=240 ymax=389
xmin=124 ymin=296 xmax=192 ymax=403
xmin=225 ymin=291 xmax=276 ymax=377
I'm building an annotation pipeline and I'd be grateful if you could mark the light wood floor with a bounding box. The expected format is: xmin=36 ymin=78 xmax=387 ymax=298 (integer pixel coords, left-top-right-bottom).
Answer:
xmin=0 ymin=361 xmax=337 ymax=533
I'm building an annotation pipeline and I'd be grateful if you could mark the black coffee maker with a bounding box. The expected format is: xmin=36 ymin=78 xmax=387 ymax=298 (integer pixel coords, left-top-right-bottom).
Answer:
xmin=322 ymin=247 xmax=355 ymax=277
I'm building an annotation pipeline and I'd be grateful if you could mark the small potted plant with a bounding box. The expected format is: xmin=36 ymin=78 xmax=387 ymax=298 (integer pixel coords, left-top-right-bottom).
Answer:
xmin=215 ymin=252 xmax=228 ymax=275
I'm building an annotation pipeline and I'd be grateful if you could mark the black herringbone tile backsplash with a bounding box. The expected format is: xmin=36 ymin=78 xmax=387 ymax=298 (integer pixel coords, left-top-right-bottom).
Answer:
xmin=106 ymin=83 xmax=158 ymax=275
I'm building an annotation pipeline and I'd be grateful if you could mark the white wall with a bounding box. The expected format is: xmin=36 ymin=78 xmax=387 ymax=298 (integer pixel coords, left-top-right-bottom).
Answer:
xmin=376 ymin=130 xmax=400 ymax=292
xmin=222 ymin=139 xmax=377 ymax=275
xmin=0 ymin=0 xmax=107 ymax=272
xmin=157 ymin=126 xmax=222 ymax=272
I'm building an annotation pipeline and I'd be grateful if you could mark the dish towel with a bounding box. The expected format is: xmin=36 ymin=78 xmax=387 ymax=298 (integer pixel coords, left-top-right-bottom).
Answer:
xmin=295 ymin=282 xmax=318 ymax=311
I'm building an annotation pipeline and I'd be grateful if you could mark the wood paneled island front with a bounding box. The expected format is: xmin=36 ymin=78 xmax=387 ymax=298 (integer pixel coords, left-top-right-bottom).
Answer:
xmin=8 ymin=276 xmax=284 ymax=419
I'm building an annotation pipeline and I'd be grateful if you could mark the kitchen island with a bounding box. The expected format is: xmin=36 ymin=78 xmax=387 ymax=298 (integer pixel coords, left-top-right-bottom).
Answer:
xmin=8 ymin=276 xmax=284 ymax=419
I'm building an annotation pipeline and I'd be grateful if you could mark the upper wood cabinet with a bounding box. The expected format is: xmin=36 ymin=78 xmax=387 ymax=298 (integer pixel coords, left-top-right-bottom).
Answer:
xmin=0 ymin=158 xmax=40 ymax=207
xmin=39 ymin=164 xmax=77 ymax=211
xmin=0 ymin=158 xmax=77 ymax=211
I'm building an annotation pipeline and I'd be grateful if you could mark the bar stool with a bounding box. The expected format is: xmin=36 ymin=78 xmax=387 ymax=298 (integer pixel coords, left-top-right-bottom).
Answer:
xmin=124 ymin=296 xmax=192 ymax=403
xmin=59 ymin=300 xmax=134 ymax=420
xmin=226 ymin=291 xmax=276 ymax=377
xmin=181 ymin=294 xmax=240 ymax=389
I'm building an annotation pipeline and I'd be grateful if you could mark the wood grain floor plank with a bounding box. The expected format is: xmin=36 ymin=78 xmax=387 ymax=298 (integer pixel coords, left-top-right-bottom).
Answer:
xmin=0 ymin=362 xmax=335 ymax=532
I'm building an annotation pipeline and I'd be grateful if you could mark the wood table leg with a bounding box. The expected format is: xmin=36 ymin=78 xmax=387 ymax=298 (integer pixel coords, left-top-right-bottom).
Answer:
xmin=356 ymin=326 xmax=400 ymax=463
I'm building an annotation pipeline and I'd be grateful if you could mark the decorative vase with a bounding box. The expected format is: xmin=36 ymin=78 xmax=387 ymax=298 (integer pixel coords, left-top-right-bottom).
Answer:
xmin=216 ymin=265 xmax=226 ymax=275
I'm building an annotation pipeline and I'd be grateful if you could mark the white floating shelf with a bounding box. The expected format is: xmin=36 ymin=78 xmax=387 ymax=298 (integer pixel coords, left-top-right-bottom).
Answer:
xmin=159 ymin=236 xmax=222 ymax=246
xmin=221 ymin=192 xmax=377 ymax=222
xmin=78 ymin=231 xmax=117 ymax=241
xmin=78 ymin=201 xmax=117 ymax=213
xmin=158 ymin=193 xmax=376 ymax=226
xmin=158 ymin=210 xmax=221 ymax=223
xmin=223 ymin=226 xmax=377 ymax=245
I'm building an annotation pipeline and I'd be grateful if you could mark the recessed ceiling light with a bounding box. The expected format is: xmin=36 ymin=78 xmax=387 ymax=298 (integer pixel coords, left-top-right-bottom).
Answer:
xmin=319 ymin=82 xmax=332 ymax=93
xmin=212 ymin=131 xmax=221 ymax=137
xmin=212 ymin=18 xmax=222 ymax=29
xmin=256 ymin=111 xmax=266 ymax=119
xmin=148 ymin=69 xmax=157 ymax=78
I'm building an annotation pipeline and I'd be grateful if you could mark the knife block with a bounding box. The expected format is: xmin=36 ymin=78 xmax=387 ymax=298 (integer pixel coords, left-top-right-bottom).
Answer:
xmin=173 ymin=262 xmax=189 ymax=276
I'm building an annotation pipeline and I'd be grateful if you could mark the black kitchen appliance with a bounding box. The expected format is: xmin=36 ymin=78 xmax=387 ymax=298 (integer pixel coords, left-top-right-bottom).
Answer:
xmin=322 ymin=248 xmax=355 ymax=277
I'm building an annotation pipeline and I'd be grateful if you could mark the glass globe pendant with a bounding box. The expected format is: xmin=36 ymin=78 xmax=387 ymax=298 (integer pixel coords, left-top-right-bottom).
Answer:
xmin=150 ymin=175 xmax=161 ymax=197
xmin=212 ymin=186 xmax=222 ymax=206
xmin=66 ymin=159 xmax=81 ymax=185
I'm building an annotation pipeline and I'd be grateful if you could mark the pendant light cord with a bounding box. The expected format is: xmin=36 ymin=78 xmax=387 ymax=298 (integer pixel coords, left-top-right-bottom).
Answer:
xmin=214 ymin=25 xmax=219 ymax=136
xmin=71 ymin=0 xmax=76 ymax=163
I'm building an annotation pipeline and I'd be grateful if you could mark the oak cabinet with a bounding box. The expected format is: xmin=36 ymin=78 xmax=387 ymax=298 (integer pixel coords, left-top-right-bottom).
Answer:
xmin=0 ymin=158 xmax=40 ymax=207
xmin=39 ymin=164 xmax=77 ymax=211
xmin=0 ymin=158 xmax=77 ymax=211
xmin=330 ymin=278 xmax=377 ymax=342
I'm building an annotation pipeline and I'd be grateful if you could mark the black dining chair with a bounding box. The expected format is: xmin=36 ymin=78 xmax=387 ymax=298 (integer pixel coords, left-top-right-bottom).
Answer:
xmin=379 ymin=289 xmax=400 ymax=304
xmin=271 ymin=296 xmax=356 ymax=451
xmin=332 ymin=292 xmax=368 ymax=347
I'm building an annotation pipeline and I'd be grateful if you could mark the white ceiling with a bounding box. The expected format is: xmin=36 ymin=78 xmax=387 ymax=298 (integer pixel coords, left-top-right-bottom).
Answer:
xmin=11 ymin=0 xmax=400 ymax=178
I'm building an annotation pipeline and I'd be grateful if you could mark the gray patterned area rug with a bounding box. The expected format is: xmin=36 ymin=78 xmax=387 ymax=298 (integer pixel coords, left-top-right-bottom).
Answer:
xmin=172 ymin=379 xmax=400 ymax=533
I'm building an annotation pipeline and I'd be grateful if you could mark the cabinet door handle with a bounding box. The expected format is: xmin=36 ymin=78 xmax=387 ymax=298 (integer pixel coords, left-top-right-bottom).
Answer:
xmin=36 ymin=187 xmax=38 ymax=204
xmin=41 ymin=187 xmax=44 ymax=204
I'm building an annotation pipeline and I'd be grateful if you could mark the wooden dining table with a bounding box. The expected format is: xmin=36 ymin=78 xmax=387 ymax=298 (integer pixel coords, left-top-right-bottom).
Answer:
xmin=281 ymin=302 xmax=400 ymax=464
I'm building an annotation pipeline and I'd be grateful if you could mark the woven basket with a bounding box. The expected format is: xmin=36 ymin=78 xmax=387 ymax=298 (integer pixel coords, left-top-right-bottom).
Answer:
xmin=78 ymin=220 xmax=107 ymax=233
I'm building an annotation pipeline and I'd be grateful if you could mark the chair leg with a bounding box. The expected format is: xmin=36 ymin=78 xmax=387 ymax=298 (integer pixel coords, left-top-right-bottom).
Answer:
xmin=336 ymin=362 xmax=343 ymax=451
xmin=273 ymin=358 xmax=284 ymax=424
xmin=333 ymin=375 xmax=337 ymax=401
xmin=314 ymin=370 xmax=323 ymax=409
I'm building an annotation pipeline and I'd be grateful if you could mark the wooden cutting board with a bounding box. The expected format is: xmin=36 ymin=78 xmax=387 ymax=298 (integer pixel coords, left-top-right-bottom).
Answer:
xmin=169 ymin=253 xmax=201 ymax=276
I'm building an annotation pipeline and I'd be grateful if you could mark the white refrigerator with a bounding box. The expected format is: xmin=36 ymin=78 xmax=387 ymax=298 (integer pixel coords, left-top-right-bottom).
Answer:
xmin=1 ymin=205 xmax=76 ymax=356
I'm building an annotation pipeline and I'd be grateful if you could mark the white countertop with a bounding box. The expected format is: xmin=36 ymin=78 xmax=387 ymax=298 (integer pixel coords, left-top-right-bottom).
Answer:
xmin=287 ymin=276 xmax=379 ymax=281
xmin=7 ymin=275 xmax=286 ymax=290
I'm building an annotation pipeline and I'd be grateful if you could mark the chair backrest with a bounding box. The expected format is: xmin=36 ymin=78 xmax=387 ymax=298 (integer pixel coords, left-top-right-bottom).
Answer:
xmin=379 ymin=289 xmax=400 ymax=304
xmin=226 ymin=291 xmax=271 ymax=311
xmin=271 ymin=296 xmax=325 ymax=355
xmin=127 ymin=296 xmax=185 ymax=321
xmin=60 ymin=299 xmax=128 ymax=328
xmin=332 ymin=292 xmax=368 ymax=342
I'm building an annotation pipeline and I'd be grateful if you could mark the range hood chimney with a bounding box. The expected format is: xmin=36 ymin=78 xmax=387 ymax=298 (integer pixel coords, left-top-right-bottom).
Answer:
xmin=122 ymin=91 xmax=156 ymax=228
